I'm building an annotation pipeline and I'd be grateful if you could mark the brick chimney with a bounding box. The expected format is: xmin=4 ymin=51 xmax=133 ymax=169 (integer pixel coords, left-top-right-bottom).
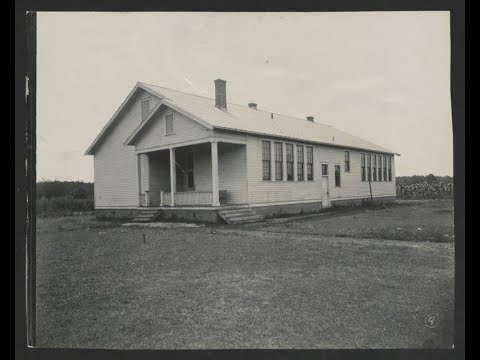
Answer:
xmin=306 ymin=116 xmax=314 ymax=122
xmin=248 ymin=103 xmax=257 ymax=110
xmin=214 ymin=79 xmax=227 ymax=110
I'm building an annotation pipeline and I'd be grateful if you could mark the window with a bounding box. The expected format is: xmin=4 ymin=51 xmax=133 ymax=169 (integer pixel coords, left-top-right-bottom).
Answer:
xmin=274 ymin=142 xmax=283 ymax=180
xmin=165 ymin=114 xmax=174 ymax=135
xmin=187 ymin=152 xmax=194 ymax=189
xmin=388 ymin=157 xmax=392 ymax=181
xmin=141 ymin=99 xmax=150 ymax=120
xmin=344 ymin=151 xmax=350 ymax=172
xmin=286 ymin=144 xmax=294 ymax=180
xmin=383 ymin=156 xmax=387 ymax=181
xmin=373 ymin=155 xmax=377 ymax=181
xmin=296 ymin=145 xmax=304 ymax=181
xmin=335 ymin=165 xmax=341 ymax=187
xmin=262 ymin=141 xmax=271 ymax=180
xmin=322 ymin=164 xmax=328 ymax=175
xmin=361 ymin=153 xmax=366 ymax=181
xmin=306 ymin=146 xmax=314 ymax=181
xmin=378 ymin=156 xmax=382 ymax=181
xmin=367 ymin=154 xmax=372 ymax=181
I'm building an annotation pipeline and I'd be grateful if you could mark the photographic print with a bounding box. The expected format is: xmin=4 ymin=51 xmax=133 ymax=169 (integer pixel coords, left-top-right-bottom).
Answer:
xmin=33 ymin=11 xmax=455 ymax=349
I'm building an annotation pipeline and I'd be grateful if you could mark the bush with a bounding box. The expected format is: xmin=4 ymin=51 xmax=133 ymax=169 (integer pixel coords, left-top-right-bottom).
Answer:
xmin=37 ymin=181 xmax=94 ymax=200
xmin=396 ymin=181 xmax=454 ymax=200
xmin=36 ymin=196 xmax=94 ymax=217
xmin=36 ymin=181 xmax=94 ymax=216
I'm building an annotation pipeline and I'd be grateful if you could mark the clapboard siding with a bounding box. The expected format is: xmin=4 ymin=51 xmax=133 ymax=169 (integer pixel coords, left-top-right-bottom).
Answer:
xmin=246 ymin=135 xmax=396 ymax=205
xmin=134 ymin=106 xmax=211 ymax=151
xmin=218 ymin=143 xmax=248 ymax=204
xmin=315 ymin=147 xmax=396 ymax=200
xmin=148 ymin=151 xmax=170 ymax=206
xmin=193 ymin=144 xmax=212 ymax=192
xmin=140 ymin=153 xmax=149 ymax=194
xmin=93 ymin=90 xmax=161 ymax=208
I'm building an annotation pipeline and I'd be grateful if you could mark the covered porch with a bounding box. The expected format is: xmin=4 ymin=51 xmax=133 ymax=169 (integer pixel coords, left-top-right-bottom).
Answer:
xmin=137 ymin=140 xmax=247 ymax=208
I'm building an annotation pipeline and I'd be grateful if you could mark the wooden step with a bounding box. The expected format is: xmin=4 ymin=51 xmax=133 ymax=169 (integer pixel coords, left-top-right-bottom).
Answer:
xmin=218 ymin=208 xmax=263 ymax=224
xmin=131 ymin=209 xmax=161 ymax=223
xmin=226 ymin=214 xmax=262 ymax=221
xmin=219 ymin=208 xmax=253 ymax=216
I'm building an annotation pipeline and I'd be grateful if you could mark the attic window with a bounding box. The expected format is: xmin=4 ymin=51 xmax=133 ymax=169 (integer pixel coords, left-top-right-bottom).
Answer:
xmin=166 ymin=114 xmax=174 ymax=135
xmin=141 ymin=99 xmax=150 ymax=120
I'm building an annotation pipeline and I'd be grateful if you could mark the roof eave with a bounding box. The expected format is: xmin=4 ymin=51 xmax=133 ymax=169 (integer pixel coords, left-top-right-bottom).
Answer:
xmin=213 ymin=126 xmax=398 ymax=155
xmin=84 ymin=82 xmax=144 ymax=155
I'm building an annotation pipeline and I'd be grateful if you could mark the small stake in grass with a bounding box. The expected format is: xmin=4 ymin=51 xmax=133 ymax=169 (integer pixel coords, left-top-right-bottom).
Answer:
xmin=143 ymin=232 xmax=146 ymax=244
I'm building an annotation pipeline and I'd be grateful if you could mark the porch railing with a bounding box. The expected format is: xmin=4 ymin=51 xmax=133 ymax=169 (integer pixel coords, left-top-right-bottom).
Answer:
xmin=140 ymin=191 xmax=216 ymax=206
xmin=164 ymin=191 xmax=213 ymax=206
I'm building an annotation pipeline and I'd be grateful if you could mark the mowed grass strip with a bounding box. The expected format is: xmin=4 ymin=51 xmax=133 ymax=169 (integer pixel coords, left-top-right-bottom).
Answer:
xmin=250 ymin=200 xmax=454 ymax=243
xmin=36 ymin=201 xmax=454 ymax=349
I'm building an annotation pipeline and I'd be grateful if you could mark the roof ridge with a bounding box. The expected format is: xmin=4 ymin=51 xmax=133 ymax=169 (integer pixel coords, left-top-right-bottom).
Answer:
xmin=139 ymin=81 xmax=331 ymax=127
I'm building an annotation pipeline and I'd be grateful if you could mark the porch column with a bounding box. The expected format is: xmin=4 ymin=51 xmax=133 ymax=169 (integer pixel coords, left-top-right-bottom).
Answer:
xmin=169 ymin=147 xmax=176 ymax=206
xmin=137 ymin=154 xmax=142 ymax=205
xmin=211 ymin=141 xmax=220 ymax=206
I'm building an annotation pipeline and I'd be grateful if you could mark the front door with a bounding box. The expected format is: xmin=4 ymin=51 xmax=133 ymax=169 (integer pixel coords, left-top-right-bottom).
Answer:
xmin=321 ymin=163 xmax=331 ymax=208
xmin=176 ymin=163 xmax=184 ymax=192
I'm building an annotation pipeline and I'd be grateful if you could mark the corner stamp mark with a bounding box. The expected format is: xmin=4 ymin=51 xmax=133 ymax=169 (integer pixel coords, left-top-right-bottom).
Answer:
xmin=425 ymin=313 xmax=439 ymax=328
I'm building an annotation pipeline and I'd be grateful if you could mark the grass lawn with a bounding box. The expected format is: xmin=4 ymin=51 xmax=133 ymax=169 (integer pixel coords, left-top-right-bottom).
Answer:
xmin=36 ymin=200 xmax=455 ymax=349
xmin=255 ymin=199 xmax=454 ymax=243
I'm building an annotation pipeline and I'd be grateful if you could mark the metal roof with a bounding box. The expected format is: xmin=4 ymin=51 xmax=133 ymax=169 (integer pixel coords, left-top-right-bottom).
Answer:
xmin=86 ymin=81 xmax=398 ymax=155
xmin=139 ymin=82 xmax=397 ymax=155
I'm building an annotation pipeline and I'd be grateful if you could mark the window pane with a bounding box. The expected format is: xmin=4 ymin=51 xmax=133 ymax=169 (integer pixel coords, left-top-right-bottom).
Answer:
xmin=335 ymin=165 xmax=341 ymax=186
xmin=287 ymin=163 xmax=294 ymax=180
xmin=388 ymin=157 xmax=392 ymax=181
xmin=296 ymin=145 xmax=304 ymax=181
xmin=378 ymin=156 xmax=382 ymax=181
xmin=345 ymin=151 xmax=350 ymax=172
xmin=361 ymin=153 xmax=365 ymax=181
xmin=307 ymin=146 xmax=313 ymax=163
xmin=383 ymin=156 xmax=387 ymax=180
xmin=275 ymin=142 xmax=283 ymax=161
xmin=307 ymin=164 xmax=313 ymax=180
xmin=262 ymin=141 xmax=271 ymax=180
xmin=322 ymin=164 xmax=328 ymax=175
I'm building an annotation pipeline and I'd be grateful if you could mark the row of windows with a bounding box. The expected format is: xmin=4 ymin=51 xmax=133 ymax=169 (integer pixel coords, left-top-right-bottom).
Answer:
xmin=361 ymin=153 xmax=393 ymax=182
xmin=141 ymin=98 xmax=174 ymax=135
xmin=262 ymin=141 xmax=314 ymax=181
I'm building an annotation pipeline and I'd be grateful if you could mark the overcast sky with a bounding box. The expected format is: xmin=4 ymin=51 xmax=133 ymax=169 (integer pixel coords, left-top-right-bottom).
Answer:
xmin=37 ymin=11 xmax=452 ymax=182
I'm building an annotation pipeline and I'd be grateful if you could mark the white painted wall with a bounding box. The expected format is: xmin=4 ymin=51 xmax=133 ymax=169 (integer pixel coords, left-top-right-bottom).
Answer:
xmin=218 ymin=143 xmax=248 ymax=204
xmin=134 ymin=106 xmax=212 ymax=152
xmin=93 ymin=89 xmax=161 ymax=208
xmin=245 ymin=135 xmax=396 ymax=205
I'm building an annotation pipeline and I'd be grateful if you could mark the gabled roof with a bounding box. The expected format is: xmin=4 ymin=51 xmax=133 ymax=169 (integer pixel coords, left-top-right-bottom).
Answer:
xmin=86 ymin=81 xmax=399 ymax=155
